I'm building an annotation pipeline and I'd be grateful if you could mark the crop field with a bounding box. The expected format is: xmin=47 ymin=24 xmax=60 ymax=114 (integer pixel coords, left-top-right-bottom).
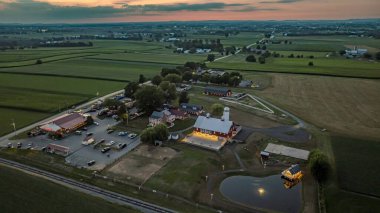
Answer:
xmin=256 ymin=74 xmax=380 ymax=140
xmin=331 ymin=136 xmax=380 ymax=196
xmin=0 ymin=165 xmax=138 ymax=213
xmin=187 ymin=32 xmax=262 ymax=47
xmin=0 ymin=73 xmax=125 ymax=136
xmin=209 ymin=53 xmax=380 ymax=78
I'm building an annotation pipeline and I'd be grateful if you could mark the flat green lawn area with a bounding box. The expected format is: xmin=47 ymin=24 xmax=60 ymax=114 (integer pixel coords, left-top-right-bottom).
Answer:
xmin=209 ymin=53 xmax=380 ymax=78
xmin=331 ymin=136 xmax=380 ymax=197
xmin=0 ymin=165 xmax=139 ymax=213
xmin=169 ymin=118 xmax=195 ymax=132
xmin=0 ymin=73 xmax=125 ymax=136
xmin=0 ymin=108 xmax=50 ymax=136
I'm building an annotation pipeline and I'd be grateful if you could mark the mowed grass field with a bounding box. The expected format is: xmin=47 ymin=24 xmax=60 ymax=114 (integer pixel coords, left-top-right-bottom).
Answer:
xmin=256 ymin=74 xmax=380 ymax=140
xmin=0 ymin=73 xmax=125 ymax=136
xmin=0 ymin=165 xmax=139 ymax=213
xmin=209 ymin=53 xmax=380 ymax=78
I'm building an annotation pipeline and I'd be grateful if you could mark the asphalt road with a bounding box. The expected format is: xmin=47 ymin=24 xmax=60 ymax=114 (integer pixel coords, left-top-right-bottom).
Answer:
xmin=0 ymin=157 xmax=176 ymax=213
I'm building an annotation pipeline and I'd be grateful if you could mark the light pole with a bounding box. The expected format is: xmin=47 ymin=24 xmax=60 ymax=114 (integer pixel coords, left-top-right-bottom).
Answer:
xmin=11 ymin=119 xmax=16 ymax=136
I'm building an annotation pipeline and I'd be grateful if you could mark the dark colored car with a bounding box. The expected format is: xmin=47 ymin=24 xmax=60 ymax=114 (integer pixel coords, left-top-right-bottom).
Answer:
xmin=101 ymin=147 xmax=111 ymax=153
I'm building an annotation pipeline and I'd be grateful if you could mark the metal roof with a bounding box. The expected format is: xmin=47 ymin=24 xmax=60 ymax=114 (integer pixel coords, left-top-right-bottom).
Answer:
xmin=150 ymin=111 xmax=164 ymax=119
xmin=194 ymin=116 xmax=233 ymax=134
xmin=289 ymin=164 xmax=301 ymax=175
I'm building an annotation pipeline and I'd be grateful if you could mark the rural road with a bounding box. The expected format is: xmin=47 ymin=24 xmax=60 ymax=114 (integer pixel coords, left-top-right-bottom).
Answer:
xmin=0 ymin=89 xmax=124 ymax=143
xmin=0 ymin=157 xmax=176 ymax=213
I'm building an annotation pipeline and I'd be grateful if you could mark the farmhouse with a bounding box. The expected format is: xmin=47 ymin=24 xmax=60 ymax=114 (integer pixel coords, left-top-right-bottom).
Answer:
xmin=204 ymin=86 xmax=232 ymax=97
xmin=169 ymin=108 xmax=188 ymax=120
xmin=40 ymin=113 xmax=89 ymax=137
xmin=179 ymin=103 xmax=204 ymax=115
xmin=149 ymin=110 xmax=175 ymax=126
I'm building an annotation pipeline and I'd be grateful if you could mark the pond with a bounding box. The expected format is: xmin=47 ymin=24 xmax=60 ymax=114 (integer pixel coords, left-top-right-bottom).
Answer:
xmin=219 ymin=175 xmax=302 ymax=213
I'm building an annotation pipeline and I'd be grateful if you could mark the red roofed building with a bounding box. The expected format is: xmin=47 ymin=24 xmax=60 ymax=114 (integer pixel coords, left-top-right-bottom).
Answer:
xmin=40 ymin=113 xmax=89 ymax=138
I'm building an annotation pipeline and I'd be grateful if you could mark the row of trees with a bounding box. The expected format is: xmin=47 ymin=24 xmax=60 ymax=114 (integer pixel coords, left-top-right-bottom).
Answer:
xmin=173 ymin=39 xmax=224 ymax=52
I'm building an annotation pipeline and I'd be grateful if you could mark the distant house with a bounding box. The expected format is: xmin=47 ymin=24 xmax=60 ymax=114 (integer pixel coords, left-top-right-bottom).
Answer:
xmin=179 ymin=103 xmax=204 ymax=115
xmin=169 ymin=108 xmax=188 ymax=120
xmin=149 ymin=110 xmax=175 ymax=126
xmin=345 ymin=46 xmax=368 ymax=57
xmin=238 ymin=80 xmax=253 ymax=88
xmin=204 ymin=86 xmax=232 ymax=97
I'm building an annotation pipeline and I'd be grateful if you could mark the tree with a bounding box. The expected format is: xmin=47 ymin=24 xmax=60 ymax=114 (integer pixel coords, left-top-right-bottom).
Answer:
xmin=36 ymin=59 xmax=42 ymax=64
xmin=376 ymin=52 xmax=380 ymax=60
xmin=201 ymin=73 xmax=210 ymax=83
xmin=207 ymin=54 xmax=215 ymax=62
xmin=228 ymin=76 xmax=241 ymax=87
xmin=308 ymin=61 xmax=314 ymax=66
xmin=182 ymin=71 xmax=193 ymax=82
xmin=151 ymin=75 xmax=163 ymax=86
xmin=154 ymin=124 xmax=169 ymax=141
xmin=140 ymin=127 xmax=156 ymax=144
xmin=135 ymin=86 xmax=165 ymax=113
xmin=258 ymin=56 xmax=266 ymax=64
xmin=159 ymin=81 xmax=177 ymax=103
xmin=164 ymin=74 xmax=182 ymax=83
xmin=138 ymin=74 xmax=146 ymax=84
xmin=103 ymin=98 xmax=123 ymax=107
xmin=178 ymin=91 xmax=190 ymax=104
xmin=308 ymin=150 xmax=331 ymax=184
xmin=211 ymin=103 xmax=224 ymax=117
xmin=124 ymin=82 xmax=139 ymax=98
xmin=363 ymin=53 xmax=372 ymax=59
xmin=246 ymin=55 xmax=256 ymax=62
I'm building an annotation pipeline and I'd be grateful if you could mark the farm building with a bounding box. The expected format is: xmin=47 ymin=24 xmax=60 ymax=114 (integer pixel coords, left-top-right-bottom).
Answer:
xmin=204 ymin=86 xmax=232 ymax=97
xmin=149 ymin=110 xmax=175 ymax=126
xmin=40 ymin=113 xmax=89 ymax=137
xmin=193 ymin=107 xmax=238 ymax=138
xmin=281 ymin=164 xmax=303 ymax=182
xmin=179 ymin=103 xmax=204 ymax=115
xmin=239 ymin=80 xmax=253 ymax=88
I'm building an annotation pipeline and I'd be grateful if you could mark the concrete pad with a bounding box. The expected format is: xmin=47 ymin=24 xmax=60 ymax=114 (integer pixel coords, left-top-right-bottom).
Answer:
xmin=264 ymin=143 xmax=309 ymax=160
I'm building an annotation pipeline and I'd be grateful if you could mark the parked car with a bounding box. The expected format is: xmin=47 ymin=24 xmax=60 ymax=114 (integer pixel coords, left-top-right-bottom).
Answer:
xmin=94 ymin=122 xmax=99 ymax=126
xmin=86 ymin=132 xmax=93 ymax=136
xmin=107 ymin=129 xmax=114 ymax=134
xmin=128 ymin=133 xmax=137 ymax=139
xmin=101 ymin=147 xmax=111 ymax=153
xmin=16 ymin=142 xmax=22 ymax=149
xmin=75 ymin=130 xmax=82 ymax=135
xmin=7 ymin=143 xmax=12 ymax=148
xmin=118 ymin=131 xmax=128 ymax=136
xmin=107 ymin=141 xmax=115 ymax=146
xmin=87 ymin=160 xmax=96 ymax=166
xmin=117 ymin=143 xmax=127 ymax=150
xmin=82 ymin=127 xmax=88 ymax=131
xmin=99 ymin=139 xmax=105 ymax=143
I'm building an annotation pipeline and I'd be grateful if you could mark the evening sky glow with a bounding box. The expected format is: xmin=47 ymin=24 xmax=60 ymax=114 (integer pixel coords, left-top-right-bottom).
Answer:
xmin=0 ymin=0 xmax=379 ymax=23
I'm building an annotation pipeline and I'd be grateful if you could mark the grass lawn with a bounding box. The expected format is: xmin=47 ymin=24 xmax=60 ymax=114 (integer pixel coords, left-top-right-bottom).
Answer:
xmin=331 ymin=136 xmax=380 ymax=197
xmin=169 ymin=118 xmax=195 ymax=132
xmin=0 ymin=165 xmax=139 ymax=213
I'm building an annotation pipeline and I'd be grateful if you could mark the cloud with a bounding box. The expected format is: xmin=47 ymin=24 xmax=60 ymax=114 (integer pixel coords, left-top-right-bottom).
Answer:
xmin=0 ymin=0 xmax=258 ymax=22
xmin=260 ymin=0 xmax=303 ymax=3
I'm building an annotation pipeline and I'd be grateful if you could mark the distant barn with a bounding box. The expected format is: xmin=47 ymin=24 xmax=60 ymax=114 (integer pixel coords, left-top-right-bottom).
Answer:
xmin=204 ymin=86 xmax=232 ymax=97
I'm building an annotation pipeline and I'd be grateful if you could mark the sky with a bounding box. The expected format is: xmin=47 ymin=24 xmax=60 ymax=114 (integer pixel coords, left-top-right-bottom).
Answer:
xmin=0 ymin=0 xmax=379 ymax=23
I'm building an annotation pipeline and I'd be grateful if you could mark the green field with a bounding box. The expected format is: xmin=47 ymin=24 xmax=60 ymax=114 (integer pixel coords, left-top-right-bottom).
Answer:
xmin=209 ymin=53 xmax=380 ymax=78
xmin=331 ymin=136 xmax=380 ymax=197
xmin=0 ymin=73 xmax=125 ymax=136
xmin=0 ymin=165 xmax=139 ymax=213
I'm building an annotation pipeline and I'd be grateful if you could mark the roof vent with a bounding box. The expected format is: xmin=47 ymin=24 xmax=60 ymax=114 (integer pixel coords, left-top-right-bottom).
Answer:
xmin=206 ymin=113 xmax=210 ymax=118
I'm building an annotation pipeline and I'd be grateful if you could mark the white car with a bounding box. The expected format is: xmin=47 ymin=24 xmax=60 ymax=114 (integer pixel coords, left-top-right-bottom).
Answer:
xmin=128 ymin=133 xmax=137 ymax=139
xmin=107 ymin=141 xmax=115 ymax=146
xmin=94 ymin=122 xmax=99 ymax=126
